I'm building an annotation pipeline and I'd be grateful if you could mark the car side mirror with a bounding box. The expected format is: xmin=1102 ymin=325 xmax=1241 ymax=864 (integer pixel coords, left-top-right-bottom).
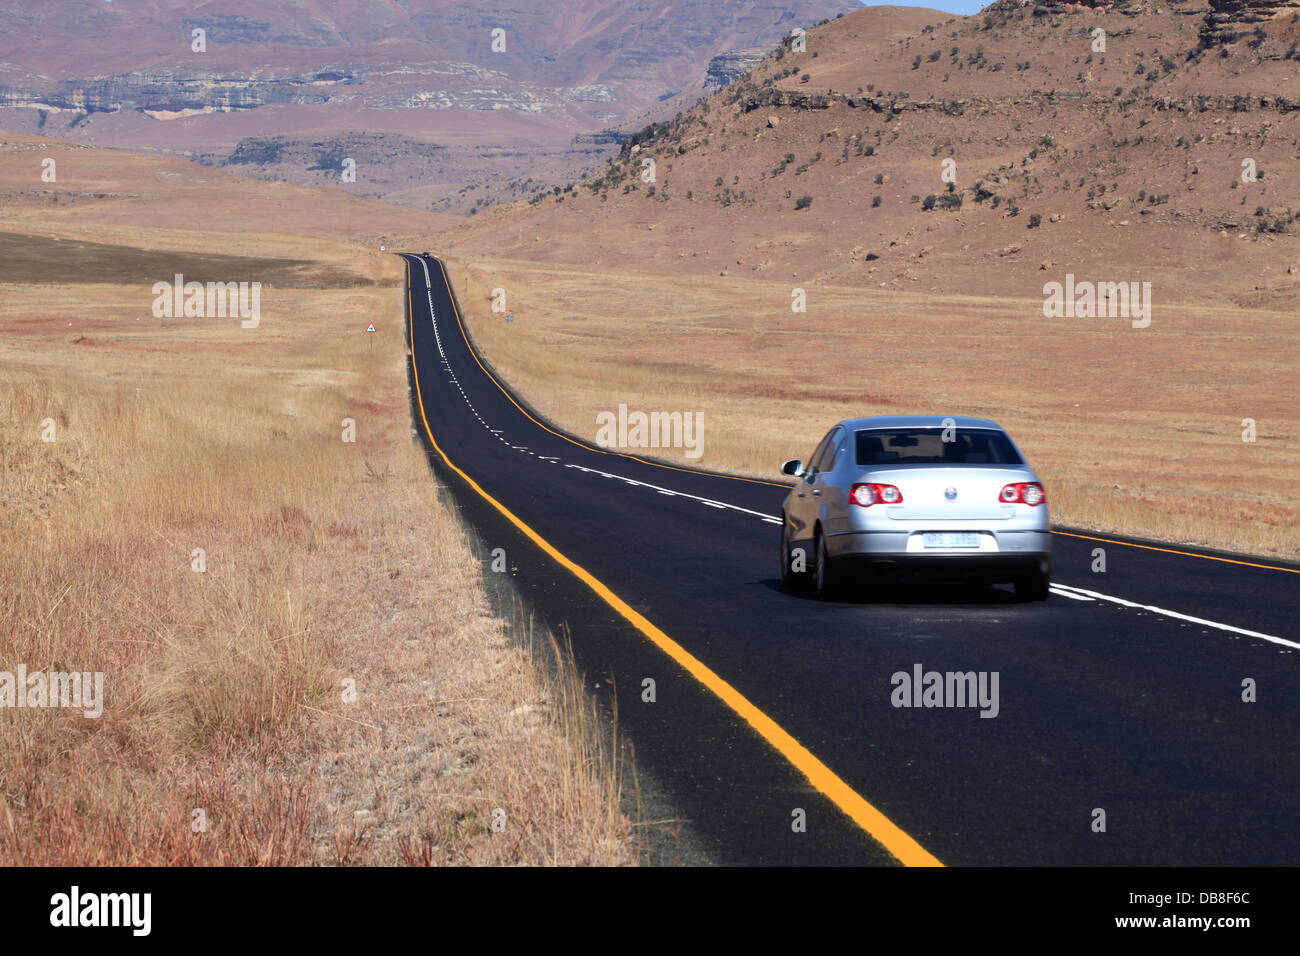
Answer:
xmin=781 ymin=459 xmax=804 ymax=478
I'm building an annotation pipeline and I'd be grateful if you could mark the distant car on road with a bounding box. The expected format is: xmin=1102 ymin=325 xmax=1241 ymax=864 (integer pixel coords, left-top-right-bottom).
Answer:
xmin=779 ymin=415 xmax=1051 ymax=601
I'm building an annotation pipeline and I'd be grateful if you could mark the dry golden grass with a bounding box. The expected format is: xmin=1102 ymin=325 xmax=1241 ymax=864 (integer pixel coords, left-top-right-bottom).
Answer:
xmin=445 ymin=254 xmax=1299 ymax=561
xmin=0 ymin=239 xmax=632 ymax=864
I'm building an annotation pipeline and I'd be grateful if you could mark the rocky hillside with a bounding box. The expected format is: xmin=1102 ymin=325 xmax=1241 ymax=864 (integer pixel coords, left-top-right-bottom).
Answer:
xmin=440 ymin=1 xmax=1300 ymax=308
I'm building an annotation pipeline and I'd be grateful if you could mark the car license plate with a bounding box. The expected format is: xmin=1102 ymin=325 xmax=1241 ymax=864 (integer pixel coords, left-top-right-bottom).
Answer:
xmin=923 ymin=532 xmax=981 ymax=549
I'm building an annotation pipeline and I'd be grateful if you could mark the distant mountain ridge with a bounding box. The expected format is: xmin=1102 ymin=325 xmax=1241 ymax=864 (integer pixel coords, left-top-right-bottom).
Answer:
xmin=0 ymin=0 xmax=855 ymax=213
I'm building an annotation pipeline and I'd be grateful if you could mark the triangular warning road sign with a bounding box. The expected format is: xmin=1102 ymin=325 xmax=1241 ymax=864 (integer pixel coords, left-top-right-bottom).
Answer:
xmin=365 ymin=323 xmax=377 ymax=333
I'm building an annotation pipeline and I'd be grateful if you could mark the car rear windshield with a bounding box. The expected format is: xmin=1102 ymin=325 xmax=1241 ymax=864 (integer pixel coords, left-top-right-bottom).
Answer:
xmin=855 ymin=428 xmax=1024 ymax=466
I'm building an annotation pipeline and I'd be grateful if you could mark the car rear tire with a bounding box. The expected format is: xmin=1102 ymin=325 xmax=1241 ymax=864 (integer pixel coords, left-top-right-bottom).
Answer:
xmin=1014 ymin=561 xmax=1051 ymax=602
xmin=814 ymin=530 xmax=843 ymax=601
xmin=779 ymin=518 xmax=804 ymax=590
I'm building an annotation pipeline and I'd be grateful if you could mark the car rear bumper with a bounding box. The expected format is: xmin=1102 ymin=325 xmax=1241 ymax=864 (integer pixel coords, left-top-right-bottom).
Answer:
xmin=825 ymin=529 xmax=1051 ymax=577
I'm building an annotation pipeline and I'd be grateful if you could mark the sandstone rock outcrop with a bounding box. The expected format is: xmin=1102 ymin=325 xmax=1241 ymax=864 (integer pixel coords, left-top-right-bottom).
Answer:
xmin=706 ymin=49 xmax=770 ymax=90
xmin=1204 ymin=0 xmax=1300 ymax=41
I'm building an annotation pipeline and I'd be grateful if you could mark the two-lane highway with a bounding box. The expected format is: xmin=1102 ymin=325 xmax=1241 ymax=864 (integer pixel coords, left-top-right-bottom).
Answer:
xmin=402 ymin=252 xmax=1300 ymax=866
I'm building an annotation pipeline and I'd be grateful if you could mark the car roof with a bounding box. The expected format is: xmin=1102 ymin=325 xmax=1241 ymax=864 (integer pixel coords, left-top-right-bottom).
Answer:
xmin=837 ymin=415 xmax=1004 ymax=431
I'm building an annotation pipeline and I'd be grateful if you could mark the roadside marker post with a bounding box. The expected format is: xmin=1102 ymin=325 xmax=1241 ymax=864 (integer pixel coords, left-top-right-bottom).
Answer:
xmin=366 ymin=322 xmax=376 ymax=349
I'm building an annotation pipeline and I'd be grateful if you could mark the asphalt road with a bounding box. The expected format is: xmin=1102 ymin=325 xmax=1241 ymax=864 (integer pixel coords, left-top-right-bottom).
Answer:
xmin=401 ymin=252 xmax=1300 ymax=866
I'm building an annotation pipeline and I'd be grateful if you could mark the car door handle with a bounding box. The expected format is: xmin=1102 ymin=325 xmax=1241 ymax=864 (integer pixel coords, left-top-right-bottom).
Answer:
xmin=812 ymin=490 xmax=821 ymax=497
xmin=797 ymin=491 xmax=806 ymax=498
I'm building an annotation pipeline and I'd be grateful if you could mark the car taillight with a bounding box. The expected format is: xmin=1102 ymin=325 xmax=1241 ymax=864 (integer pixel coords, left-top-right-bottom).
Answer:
xmin=851 ymin=483 xmax=903 ymax=507
xmin=999 ymin=482 xmax=1045 ymax=506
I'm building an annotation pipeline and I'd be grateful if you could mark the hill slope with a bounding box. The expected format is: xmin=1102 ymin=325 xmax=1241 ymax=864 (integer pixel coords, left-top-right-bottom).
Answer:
xmin=444 ymin=0 xmax=1300 ymax=307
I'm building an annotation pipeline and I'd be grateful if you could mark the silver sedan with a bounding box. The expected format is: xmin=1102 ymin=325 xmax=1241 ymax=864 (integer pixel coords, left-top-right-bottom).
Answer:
xmin=779 ymin=415 xmax=1052 ymax=601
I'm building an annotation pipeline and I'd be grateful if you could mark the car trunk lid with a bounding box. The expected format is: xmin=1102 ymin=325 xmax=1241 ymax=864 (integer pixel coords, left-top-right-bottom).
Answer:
xmin=868 ymin=467 xmax=1023 ymax=521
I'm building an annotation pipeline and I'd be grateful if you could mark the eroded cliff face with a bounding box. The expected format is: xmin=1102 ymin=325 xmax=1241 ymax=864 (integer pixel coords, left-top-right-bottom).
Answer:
xmin=992 ymin=0 xmax=1298 ymax=44
xmin=0 ymin=71 xmax=344 ymax=116
xmin=1204 ymin=0 xmax=1300 ymax=41
xmin=1209 ymin=0 xmax=1300 ymax=22
xmin=990 ymin=0 xmax=1141 ymax=13
xmin=0 ymin=62 xmax=582 ymax=119
xmin=706 ymin=50 xmax=770 ymax=91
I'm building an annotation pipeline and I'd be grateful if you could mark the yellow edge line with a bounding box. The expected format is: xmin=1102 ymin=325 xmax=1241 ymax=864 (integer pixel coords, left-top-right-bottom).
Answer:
xmin=1052 ymin=530 xmax=1299 ymax=574
xmin=434 ymin=256 xmax=788 ymax=489
xmin=404 ymin=257 xmax=943 ymax=868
